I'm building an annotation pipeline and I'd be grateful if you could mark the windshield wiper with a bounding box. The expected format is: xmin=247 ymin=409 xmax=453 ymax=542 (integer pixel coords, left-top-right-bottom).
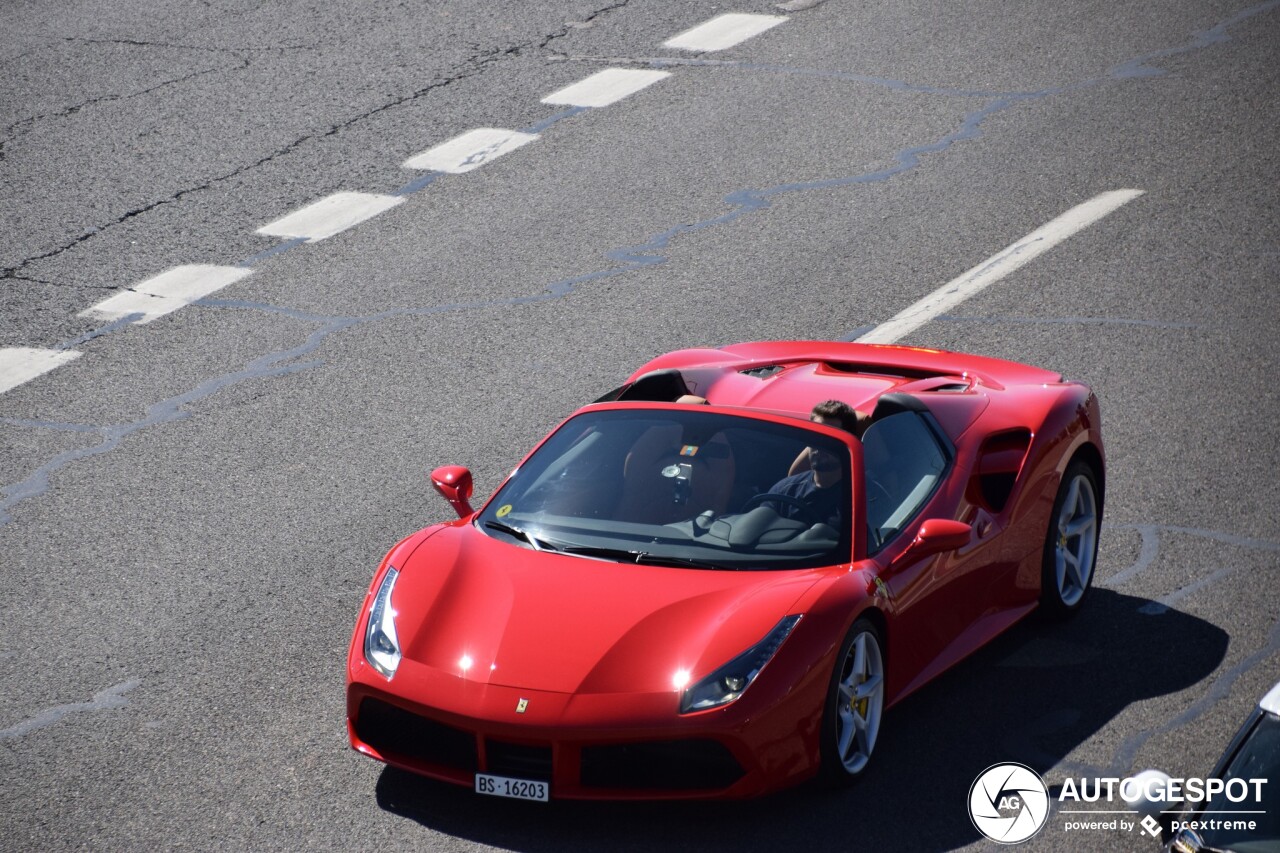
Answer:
xmin=483 ymin=520 xmax=559 ymax=552
xmin=483 ymin=526 xmax=734 ymax=569
xmin=635 ymin=553 xmax=738 ymax=570
xmin=556 ymin=544 xmax=733 ymax=570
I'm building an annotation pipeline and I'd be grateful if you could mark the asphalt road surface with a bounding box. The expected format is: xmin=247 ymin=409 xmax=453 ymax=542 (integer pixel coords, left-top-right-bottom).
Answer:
xmin=2 ymin=1 xmax=1277 ymax=850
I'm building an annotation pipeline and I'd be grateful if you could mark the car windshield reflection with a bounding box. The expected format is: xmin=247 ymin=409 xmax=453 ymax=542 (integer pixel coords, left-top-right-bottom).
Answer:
xmin=477 ymin=408 xmax=854 ymax=570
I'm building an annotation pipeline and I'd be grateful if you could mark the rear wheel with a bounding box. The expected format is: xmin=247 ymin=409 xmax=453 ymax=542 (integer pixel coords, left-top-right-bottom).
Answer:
xmin=820 ymin=618 xmax=885 ymax=784
xmin=1040 ymin=461 xmax=1100 ymax=617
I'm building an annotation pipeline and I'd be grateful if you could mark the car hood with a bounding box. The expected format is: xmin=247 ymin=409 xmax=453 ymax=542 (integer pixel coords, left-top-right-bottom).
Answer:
xmin=393 ymin=523 xmax=822 ymax=695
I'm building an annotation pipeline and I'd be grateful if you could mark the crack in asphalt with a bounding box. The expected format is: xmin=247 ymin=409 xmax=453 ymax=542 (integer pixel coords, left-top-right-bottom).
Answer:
xmin=0 ymin=5 xmax=1275 ymax=818
xmin=539 ymin=0 xmax=632 ymax=53
xmin=59 ymin=36 xmax=319 ymax=52
xmin=0 ymin=24 xmax=573 ymax=283
xmin=6 ymin=273 xmax=117 ymax=292
xmin=0 ymin=42 xmax=248 ymax=167
xmin=2 ymin=2 xmax=1277 ymax=533
xmin=1 ymin=0 xmax=637 ymax=279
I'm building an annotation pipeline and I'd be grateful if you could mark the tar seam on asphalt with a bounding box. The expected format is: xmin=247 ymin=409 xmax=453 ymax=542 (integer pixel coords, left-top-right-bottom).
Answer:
xmin=3 ymin=1 xmax=1278 ymax=532
xmin=0 ymin=679 xmax=141 ymax=741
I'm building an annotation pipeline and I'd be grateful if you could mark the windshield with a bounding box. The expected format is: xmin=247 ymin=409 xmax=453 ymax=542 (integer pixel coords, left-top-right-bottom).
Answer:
xmin=477 ymin=407 xmax=854 ymax=570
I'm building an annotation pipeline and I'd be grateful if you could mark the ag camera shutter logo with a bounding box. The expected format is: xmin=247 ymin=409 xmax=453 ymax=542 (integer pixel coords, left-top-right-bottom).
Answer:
xmin=969 ymin=763 xmax=1051 ymax=844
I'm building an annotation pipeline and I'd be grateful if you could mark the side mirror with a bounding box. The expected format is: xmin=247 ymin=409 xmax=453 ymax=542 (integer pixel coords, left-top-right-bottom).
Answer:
xmin=902 ymin=519 xmax=971 ymax=560
xmin=430 ymin=465 xmax=474 ymax=518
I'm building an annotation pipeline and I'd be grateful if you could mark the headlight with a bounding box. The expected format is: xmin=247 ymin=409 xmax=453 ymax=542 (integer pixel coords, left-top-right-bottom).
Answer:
xmin=680 ymin=615 xmax=801 ymax=713
xmin=364 ymin=567 xmax=401 ymax=678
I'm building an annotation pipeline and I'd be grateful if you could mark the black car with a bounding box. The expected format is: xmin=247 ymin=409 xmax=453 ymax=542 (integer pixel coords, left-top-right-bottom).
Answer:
xmin=1131 ymin=681 xmax=1279 ymax=852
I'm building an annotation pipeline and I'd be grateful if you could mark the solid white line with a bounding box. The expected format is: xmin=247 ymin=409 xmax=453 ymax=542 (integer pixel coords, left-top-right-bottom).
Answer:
xmin=857 ymin=190 xmax=1145 ymax=345
xmin=541 ymin=68 xmax=671 ymax=108
xmin=402 ymin=128 xmax=540 ymax=173
xmin=0 ymin=347 xmax=82 ymax=395
xmin=663 ymin=13 xmax=788 ymax=52
xmin=256 ymin=192 xmax=404 ymax=242
xmin=79 ymin=265 xmax=253 ymax=324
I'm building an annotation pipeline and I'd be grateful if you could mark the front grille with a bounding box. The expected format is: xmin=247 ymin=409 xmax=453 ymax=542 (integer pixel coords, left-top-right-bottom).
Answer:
xmin=355 ymin=697 xmax=478 ymax=772
xmin=580 ymin=739 xmax=744 ymax=791
xmin=486 ymin=739 xmax=553 ymax=779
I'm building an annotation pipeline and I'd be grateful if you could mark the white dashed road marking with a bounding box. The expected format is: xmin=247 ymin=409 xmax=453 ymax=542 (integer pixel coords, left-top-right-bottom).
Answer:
xmin=0 ymin=10 xmax=1144 ymax=403
xmin=256 ymin=191 xmax=405 ymax=242
xmin=858 ymin=189 xmax=1146 ymax=344
xmin=80 ymin=265 xmax=254 ymax=325
xmin=403 ymin=128 xmax=540 ymax=173
xmin=0 ymin=348 xmax=82 ymax=395
xmin=662 ymin=13 xmax=788 ymax=52
xmin=541 ymin=68 xmax=671 ymax=108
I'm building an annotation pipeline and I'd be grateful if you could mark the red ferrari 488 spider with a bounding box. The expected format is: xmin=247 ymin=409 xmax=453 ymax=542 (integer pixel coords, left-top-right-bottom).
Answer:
xmin=346 ymin=341 xmax=1104 ymax=800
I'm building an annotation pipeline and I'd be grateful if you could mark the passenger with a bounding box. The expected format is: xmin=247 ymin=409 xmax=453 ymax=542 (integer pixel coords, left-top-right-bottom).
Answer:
xmin=767 ymin=400 xmax=863 ymax=527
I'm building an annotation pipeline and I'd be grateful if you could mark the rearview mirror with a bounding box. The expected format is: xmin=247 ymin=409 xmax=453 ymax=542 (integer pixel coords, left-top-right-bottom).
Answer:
xmin=430 ymin=465 xmax=474 ymax=518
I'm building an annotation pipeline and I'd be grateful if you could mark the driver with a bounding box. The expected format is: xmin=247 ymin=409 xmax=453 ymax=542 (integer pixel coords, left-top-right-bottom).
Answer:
xmin=763 ymin=400 xmax=861 ymax=527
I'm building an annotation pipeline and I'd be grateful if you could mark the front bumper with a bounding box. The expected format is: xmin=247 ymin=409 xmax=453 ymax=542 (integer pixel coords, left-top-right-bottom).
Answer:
xmin=346 ymin=656 xmax=824 ymax=800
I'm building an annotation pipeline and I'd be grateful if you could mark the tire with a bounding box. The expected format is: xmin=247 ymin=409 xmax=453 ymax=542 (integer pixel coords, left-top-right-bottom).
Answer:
xmin=1039 ymin=460 xmax=1100 ymax=618
xmin=820 ymin=618 xmax=885 ymax=785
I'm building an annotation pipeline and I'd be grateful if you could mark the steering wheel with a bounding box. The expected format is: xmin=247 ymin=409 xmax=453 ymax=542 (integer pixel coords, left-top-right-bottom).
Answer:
xmin=866 ymin=478 xmax=893 ymax=508
xmin=741 ymin=492 xmax=822 ymax=525
xmin=864 ymin=479 xmax=896 ymax=549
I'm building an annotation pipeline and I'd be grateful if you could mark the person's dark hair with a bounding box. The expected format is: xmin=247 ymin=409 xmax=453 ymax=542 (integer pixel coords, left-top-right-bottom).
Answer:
xmin=811 ymin=399 xmax=860 ymax=435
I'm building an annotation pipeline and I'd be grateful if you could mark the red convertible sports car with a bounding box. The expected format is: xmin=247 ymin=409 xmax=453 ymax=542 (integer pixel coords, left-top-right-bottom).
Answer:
xmin=346 ymin=341 xmax=1105 ymax=800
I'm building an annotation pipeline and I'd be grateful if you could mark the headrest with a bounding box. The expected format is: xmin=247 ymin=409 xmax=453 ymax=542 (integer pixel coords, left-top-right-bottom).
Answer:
xmin=869 ymin=392 xmax=929 ymax=423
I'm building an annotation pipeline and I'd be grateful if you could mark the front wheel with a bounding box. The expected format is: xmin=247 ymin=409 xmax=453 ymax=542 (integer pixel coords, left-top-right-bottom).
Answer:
xmin=1040 ymin=460 xmax=1100 ymax=618
xmin=820 ymin=618 xmax=885 ymax=784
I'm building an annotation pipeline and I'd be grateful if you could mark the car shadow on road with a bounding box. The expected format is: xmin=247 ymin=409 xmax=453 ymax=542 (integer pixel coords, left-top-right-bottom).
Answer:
xmin=373 ymin=588 xmax=1227 ymax=852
